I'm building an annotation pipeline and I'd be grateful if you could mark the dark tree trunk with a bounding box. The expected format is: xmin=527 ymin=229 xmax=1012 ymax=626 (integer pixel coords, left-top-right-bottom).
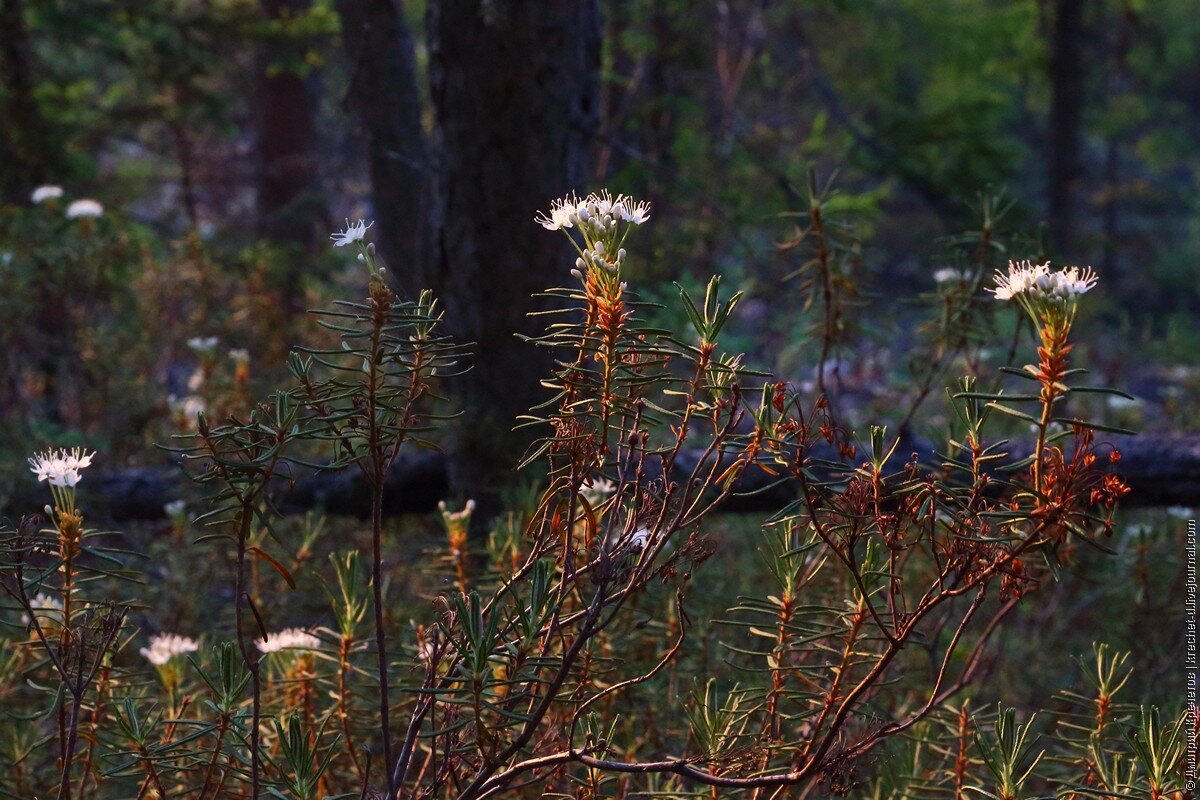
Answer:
xmin=428 ymin=0 xmax=601 ymax=507
xmin=0 ymin=0 xmax=55 ymax=202
xmin=258 ymin=0 xmax=326 ymax=269
xmin=1047 ymin=0 xmax=1086 ymax=255
xmin=337 ymin=0 xmax=430 ymax=288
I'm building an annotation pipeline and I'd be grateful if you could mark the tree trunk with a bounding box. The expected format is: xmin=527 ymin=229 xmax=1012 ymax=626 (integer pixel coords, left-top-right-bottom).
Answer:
xmin=428 ymin=0 xmax=601 ymax=509
xmin=1047 ymin=0 xmax=1086 ymax=255
xmin=258 ymin=0 xmax=326 ymax=271
xmin=0 ymin=0 xmax=55 ymax=202
xmin=336 ymin=0 xmax=430 ymax=288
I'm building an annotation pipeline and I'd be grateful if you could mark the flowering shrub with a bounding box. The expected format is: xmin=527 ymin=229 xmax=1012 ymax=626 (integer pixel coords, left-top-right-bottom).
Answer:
xmin=0 ymin=192 xmax=1188 ymax=799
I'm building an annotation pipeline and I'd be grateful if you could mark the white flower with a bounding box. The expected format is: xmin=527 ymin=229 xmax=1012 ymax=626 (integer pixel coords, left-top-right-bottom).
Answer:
xmin=257 ymin=628 xmax=320 ymax=654
xmin=140 ymin=633 xmax=199 ymax=666
xmin=170 ymin=394 xmax=207 ymax=420
xmin=629 ymin=526 xmax=651 ymax=550
xmin=933 ymin=267 xmax=962 ymax=284
xmin=163 ymin=499 xmax=187 ymax=518
xmin=21 ymin=592 xmax=64 ymax=626
xmin=28 ymin=447 xmax=95 ymax=488
xmin=438 ymin=499 xmax=476 ymax=524
xmin=65 ymin=199 xmax=104 ymax=219
xmin=580 ymin=477 xmax=616 ymax=508
xmin=228 ymin=348 xmax=250 ymax=364
xmin=535 ymin=194 xmax=580 ymax=231
xmin=1052 ymin=265 xmax=1099 ymax=299
xmin=31 ymin=185 xmax=64 ymax=204
xmin=991 ymin=260 xmax=1097 ymax=303
xmin=330 ymin=219 xmax=373 ymax=247
xmin=187 ymin=336 xmax=219 ymax=353
xmin=1166 ymin=506 xmax=1194 ymax=520
xmin=991 ymin=260 xmax=1049 ymax=301
xmin=614 ymin=197 xmax=651 ymax=225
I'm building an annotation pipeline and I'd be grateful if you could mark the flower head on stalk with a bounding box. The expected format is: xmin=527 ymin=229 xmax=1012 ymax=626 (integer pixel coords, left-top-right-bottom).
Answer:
xmin=439 ymin=500 xmax=476 ymax=555
xmin=141 ymin=632 xmax=199 ymax=707
xmin=991 ymin=260 xmax=1097 ymax=337
xmin=536 ymin=190 xmax=650 ymax=303
xmin=31 ymin=185 xmax=64 ymax=204
xmin=21 ymin=592 xmax=65 ymax=632
xmin=28 ymin=447 xmax=95 ymax=514
xmin=140 ymin=633 xmax=200 ymax=666
xmin=257 ymin=628 xmax=320 ymax=654
xmin=331 ymin=219 xmax=386 ymax=287
xmin=65 ymin=199 xmax=104 ymax=219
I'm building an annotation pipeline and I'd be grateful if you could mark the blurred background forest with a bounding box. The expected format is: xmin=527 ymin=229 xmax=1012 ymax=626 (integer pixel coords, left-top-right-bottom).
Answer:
xmin=1 ymin=0 xmax=1199 ymax=496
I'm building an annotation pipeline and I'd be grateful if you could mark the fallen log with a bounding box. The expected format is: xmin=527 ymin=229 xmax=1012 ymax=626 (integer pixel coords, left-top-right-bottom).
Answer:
xmin=1 ymin=433 xmax=1196 ymax=522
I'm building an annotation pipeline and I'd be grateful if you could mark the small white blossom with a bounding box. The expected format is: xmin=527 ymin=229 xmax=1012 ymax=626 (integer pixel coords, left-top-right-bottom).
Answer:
xmin=330 ymin=219 xmax=373 ymax=248
xmin=164 ymin=499 xmax=187 ymax=518
xmin=228 ymin=348 xmax=250 ymax=364
xmin=438 ymin=499 xmax=476 ymax=524
xmin=31 ymin=185 xmax=64 ymax=204
xmin=187 ymin=336 xmax=219 ymax=354
xmin=170 ymin=394 xmax=207 ymax=420
xmin=65 ymin=198 xmax=104 ymax=219
xmin=629 ymin=526 xmax=651 ymax=550
xmin=614 ymin=198 xmax=651 ymax=225
xmin=28 ymin=448 xmax=95 ymax=488
xmin=580 ymin=477 xmax=616 ymax=508
xmin=933 ymin=267 xmax=963 ymax=284
xmin=140 ymin=633 xmax=199 ymax=666
xmin=1166 ymin=506 xmax=1194 ymax=520
xmin=21 ymin=592 xmax=64 ymax=626
xmin=257 ymin=628 xmax=320 ymax=654
xmin=535 ymin=194 xmax=580 ymax=230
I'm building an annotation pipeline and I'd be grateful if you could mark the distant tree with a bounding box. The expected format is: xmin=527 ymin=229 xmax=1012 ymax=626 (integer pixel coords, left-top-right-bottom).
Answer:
xmin=0 ymin=0 xmax=57 ymax=201
xmin=336 ymin=0 xmax=430 ymax=284
xmin=428 ymin=0 xmax=602 ymax=506
xmin=1047 ymin=0 xmax=1087 ymax=254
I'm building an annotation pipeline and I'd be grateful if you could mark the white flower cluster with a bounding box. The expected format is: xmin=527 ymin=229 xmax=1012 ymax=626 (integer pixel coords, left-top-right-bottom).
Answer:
xmin=30 ymin=186 xmax=105 ymax=218
xmin=537 ymin=191 xmax=650 ymax=295
xmin=933 ymin=267 xmax=966 ymax=284
xmin=31 ymin=185 xmax=64 ymax=204
xmin=580 ymin=477 xmax=616 ymax=508
xmin=21 ymin=592 xmax=64 ymax=626
xmin=28 ymin=447 xmax=95 ymax=488
xmin=992 ymin=260 xmax=1098 ymax=332
xmin=187 ymin=336 xmax=219 ymax=354
xmin=66 ymin=199 xmax=104 ymax=219
xmin=536 ymin=190 xmax=650 ymax=233
xmin=257 ymin=628 xmax=320 ymax=654
xmin=992 ymin=260 xmax=1097 ymax=303
xmin=438 ymin=499 xmax=476 ymax=524
xmin=140 ymin=633 xmax=200 ymax=666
